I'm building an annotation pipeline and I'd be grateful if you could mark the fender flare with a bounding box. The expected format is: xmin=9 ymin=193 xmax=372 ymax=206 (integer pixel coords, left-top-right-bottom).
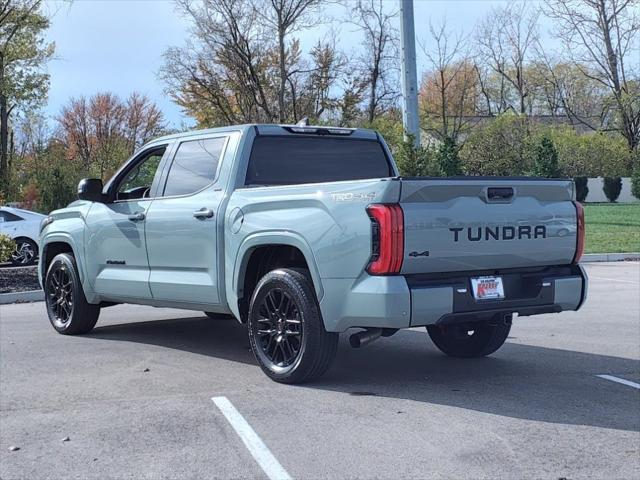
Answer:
xmin=40 ymin=233 xmax=85 ymax=283
xmin=229 ymin=231 xmax=324 ymax=318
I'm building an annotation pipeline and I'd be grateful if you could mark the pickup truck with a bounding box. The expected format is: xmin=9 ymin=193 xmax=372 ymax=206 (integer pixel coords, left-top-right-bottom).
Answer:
xmin=39 ymin=124 xmax=587 ymax=383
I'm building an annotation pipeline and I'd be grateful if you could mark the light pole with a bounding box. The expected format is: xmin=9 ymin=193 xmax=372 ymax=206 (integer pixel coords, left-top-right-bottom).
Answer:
xmin=399 ymin=0 xmax=420 ymax=147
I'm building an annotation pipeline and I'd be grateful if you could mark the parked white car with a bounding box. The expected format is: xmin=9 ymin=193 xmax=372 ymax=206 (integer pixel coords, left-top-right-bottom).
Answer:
xmin=0 ymin=207 xmax=45 ymax=266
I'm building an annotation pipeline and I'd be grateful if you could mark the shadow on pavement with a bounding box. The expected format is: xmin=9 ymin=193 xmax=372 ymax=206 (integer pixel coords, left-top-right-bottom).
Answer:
xmin=89 ymin=316 xmax=640 ymax=432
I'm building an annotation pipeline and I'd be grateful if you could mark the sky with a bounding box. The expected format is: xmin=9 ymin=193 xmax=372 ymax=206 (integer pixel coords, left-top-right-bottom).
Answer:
xmin=43 ymin=0 xmax=556 ymax=128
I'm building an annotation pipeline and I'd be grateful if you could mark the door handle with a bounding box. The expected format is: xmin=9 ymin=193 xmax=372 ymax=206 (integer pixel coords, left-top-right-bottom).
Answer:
xmin=193 ymin=208 xmax=214 ymax=219
xmin=128 ymin=212 xmax=146 ymax=222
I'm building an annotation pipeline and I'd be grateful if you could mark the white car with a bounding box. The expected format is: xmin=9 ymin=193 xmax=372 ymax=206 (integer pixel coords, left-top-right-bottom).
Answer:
xmin=0 ymin=206 xmax=45 ymax=266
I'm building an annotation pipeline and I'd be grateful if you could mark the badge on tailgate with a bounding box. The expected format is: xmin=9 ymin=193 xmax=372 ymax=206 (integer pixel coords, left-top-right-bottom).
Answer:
xmin=471 ymin=276 xmax=505 ymax=300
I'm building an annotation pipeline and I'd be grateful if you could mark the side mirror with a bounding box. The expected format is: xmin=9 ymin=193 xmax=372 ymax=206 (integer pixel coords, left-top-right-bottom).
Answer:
xmin=77 ymin=178 xmax=105 ymax=203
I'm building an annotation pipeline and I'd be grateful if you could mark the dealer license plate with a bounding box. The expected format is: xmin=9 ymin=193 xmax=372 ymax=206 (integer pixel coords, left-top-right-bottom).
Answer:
xmin=471 ymin=276 xmax=505 ymax=300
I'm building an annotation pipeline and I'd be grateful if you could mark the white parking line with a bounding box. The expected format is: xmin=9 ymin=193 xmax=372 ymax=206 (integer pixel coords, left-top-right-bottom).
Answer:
xmin=588 ymin=275 xmax=640 ymax=285
xmin=212 ymin=396 xmax=292 ymax=480
xmin=596 ymin=375 xmax=640 ymax=390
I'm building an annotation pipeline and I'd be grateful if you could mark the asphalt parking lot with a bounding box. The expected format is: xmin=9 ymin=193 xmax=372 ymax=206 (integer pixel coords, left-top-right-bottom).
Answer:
xmin=1 ymin=261 xmax=639 ymax=480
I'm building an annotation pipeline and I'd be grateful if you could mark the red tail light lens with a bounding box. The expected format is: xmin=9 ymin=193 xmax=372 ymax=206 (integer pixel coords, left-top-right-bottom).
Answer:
xmin=573 ymin=201 xmax=585 ymax=263
xmin=366 ymin=204 xmax=404 ymax=275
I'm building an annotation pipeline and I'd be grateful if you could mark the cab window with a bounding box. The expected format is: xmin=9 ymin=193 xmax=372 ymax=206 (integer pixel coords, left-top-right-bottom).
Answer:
xmin=162 ymin=137 xmax=226 ymax=197
xmin=115 ymin=147 xmax=166 ymax=201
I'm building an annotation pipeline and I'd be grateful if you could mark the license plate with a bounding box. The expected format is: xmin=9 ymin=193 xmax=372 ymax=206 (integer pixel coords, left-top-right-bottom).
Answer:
xmin=471 ymin=276 xmax=505 ymax=300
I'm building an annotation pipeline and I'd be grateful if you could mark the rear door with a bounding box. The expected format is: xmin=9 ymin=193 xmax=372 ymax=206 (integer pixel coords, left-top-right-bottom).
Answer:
xmin=400 ymin=178 xmax=578 ymax=274
xmin=144 ymin=134 xmax=230 ymax=305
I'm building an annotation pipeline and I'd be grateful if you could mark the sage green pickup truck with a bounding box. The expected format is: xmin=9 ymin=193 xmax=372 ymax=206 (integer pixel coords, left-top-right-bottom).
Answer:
xmin=39 ymin=124 xmax=587 ymax=383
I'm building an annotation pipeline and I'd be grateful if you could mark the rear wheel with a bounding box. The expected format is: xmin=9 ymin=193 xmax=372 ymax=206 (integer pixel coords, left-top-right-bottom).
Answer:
xmin=11 ymin=238 xmax=38 ymax=266
xmin=426 ymin=315 xmax=511 ymax=358
xmin=45 ymin=253 xmax=100 ymax=335
xmin=247 ymin=268 xmax=338 ymax=384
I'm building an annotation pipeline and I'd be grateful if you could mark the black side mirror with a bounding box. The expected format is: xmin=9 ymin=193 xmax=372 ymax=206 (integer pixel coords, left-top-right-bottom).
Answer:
xmin=77 ymin=178 xmax=105 ymax=202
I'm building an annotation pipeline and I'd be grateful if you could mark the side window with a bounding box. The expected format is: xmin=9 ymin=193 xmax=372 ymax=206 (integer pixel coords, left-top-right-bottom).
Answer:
xmin=116 ymin=147 xmax=166 ymax=201
xmin=0 ymin=211 xmax=24 ymax=222
xmin=163 ymin=137 xmax=226 ymax=197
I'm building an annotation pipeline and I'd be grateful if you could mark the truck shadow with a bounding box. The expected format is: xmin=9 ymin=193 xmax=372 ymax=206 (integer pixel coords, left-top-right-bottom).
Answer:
xmin=89 ymin=316 xmax=640 ymax=433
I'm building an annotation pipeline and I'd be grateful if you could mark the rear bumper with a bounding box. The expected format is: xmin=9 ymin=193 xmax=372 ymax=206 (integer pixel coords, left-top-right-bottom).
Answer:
xmin=409 ymin=264 xmax=587 ymax=326
xmin=319 ymin=264 xmax=587 ymax=332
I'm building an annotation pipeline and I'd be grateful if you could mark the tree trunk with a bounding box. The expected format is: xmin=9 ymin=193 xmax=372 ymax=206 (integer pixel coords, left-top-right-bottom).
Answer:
xmin=0 ymin=55 xmax=7 ymax=188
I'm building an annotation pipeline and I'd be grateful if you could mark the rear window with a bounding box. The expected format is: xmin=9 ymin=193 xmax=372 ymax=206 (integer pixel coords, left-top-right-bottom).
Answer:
xmin=245 ymin=136 xmax=392 ymax=186
xmin=163 ymin=137 xmax=226 ymax=197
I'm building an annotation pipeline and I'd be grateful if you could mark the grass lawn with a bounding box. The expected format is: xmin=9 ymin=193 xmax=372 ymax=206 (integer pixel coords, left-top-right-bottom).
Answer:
xmin=583 ymin=203 xmax=640 ymax=253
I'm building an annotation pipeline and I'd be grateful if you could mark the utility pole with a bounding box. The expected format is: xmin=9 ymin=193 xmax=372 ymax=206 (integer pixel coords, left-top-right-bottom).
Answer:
xmin=399 ymin=0 xmax=420 ymax=147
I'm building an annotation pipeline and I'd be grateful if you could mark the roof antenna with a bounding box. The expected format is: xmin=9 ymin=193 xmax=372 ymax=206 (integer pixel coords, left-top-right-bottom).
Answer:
xmin=295 ymin=117 xmax=309 ymax=127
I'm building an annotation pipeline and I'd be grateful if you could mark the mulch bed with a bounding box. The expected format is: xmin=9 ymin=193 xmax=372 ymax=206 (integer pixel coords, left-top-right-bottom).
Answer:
xmin=0 ymin=266 xmax=40 ymax=294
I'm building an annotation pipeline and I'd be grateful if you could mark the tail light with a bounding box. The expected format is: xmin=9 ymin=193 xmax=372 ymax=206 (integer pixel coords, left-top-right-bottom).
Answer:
xmin=573 ymin=201 xmax=585 ymax=263
xmin=366 ymin=204 xmax=404 ymax=275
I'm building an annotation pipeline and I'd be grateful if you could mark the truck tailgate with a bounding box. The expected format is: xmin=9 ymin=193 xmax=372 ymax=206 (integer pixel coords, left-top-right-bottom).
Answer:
xmin=400 ymin=178 xmax=578 ymax=274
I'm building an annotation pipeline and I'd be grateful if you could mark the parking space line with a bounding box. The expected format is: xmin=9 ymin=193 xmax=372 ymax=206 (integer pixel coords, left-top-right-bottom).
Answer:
xmin=588 ymin=275 xmax=640 ymax=285
xmin=212 ymin=396 xmax=292 ymax=480
xmin=596 ymin=374 xmax=640 ymax=390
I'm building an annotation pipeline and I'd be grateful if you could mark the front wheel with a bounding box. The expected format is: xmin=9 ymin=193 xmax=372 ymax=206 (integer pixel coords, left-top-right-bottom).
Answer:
xmin=247 ymin=268 xmax=338 ymax=384
xmin=45 ymin=253 xmax=100 ymax=335
xmin=11 ymin=238 xmax=38 ymax=266
xmin=426 ymin=315 xmax=511 ymax=358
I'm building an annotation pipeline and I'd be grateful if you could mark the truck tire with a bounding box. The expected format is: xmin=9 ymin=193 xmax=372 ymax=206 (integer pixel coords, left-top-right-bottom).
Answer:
xmin=426 ymin=316 xmax=511 ymax=358
xmin=247 ymin=268 xmax=338 ymax=384
xmin=45 ymin=253 xmax=100 ymax=335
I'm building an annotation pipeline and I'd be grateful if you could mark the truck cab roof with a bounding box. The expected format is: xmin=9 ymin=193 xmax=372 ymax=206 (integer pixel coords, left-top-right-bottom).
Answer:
xmin=148 ymin=123 xmax=379 ymax=146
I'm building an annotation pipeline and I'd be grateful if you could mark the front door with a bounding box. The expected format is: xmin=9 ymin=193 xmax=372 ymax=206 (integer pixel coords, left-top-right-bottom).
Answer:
xmin=145 ymin=135 xmax=228 ymax=305
xmin=84 ymin=146 xmax=168 ymax=300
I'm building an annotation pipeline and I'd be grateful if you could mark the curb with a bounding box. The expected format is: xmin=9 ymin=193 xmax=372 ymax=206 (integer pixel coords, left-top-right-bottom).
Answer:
xmin=582 ymin=253 xmax=640 ymax=263
xmin=0 ymin=290 xmax=44 ymax=305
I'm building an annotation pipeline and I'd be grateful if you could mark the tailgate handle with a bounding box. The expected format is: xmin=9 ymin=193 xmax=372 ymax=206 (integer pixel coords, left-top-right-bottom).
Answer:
xmin=487 ymin=187 xmax=514 ymax=201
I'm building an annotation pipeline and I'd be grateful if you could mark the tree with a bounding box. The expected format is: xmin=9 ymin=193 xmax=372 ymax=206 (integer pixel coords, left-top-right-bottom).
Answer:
xmin=477 ymin=1 xmax=540 ymax=114
xmin=545 ymin=0 xmax=640 ymax=160
xmin=161 ymin=0 xmax=341 ymax=126
xmin=351 ymin=0 xmax=399 ymax=124
xmin=0 ymin=0 xmax=53 ymax=188
xmin=529 ymin=135 xmax=560 ymax=177
xmin=419 ymin=20 xmax=477 ymax=143
xmin=459 ymin=113 xmax=531 ymax=175
xmin=58 ymin=92 xmax=166 ymax=179
xmin=261 ymin=0 xmax=324 ymax=122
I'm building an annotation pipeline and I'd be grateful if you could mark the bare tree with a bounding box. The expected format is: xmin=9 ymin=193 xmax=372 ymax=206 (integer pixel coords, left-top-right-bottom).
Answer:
xmin=477 ymin=1 xmax=540 ymax=114
xmin=351 ymin=0 xmax=399 ymax=124
xmin=545 ymin=0 xmax=640 ymax=155
xmin=419 ymin=20 xmax=477 ymax=143
xmin=261 ymin=0 xmax=324 ymax=122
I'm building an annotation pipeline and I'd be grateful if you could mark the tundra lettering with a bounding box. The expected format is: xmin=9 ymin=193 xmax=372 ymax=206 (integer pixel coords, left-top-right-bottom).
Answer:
xmin=450 ymin=225 xmax=547 ymax=242
xmin=40 ymin=123 xmax=587 ymax=384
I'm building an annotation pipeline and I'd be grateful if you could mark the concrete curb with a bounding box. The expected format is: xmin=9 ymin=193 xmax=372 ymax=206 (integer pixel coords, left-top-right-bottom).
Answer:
xmin=582 ymin=253 xmax=640 ymax=262
xmin=0 ymin=290 xmax=44 ymax=305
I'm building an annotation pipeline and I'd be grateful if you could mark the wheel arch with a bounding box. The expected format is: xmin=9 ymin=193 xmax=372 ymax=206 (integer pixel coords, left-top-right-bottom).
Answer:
xmin=230 ymin=233 xmax=323 ymax=322
xmin=39 ymin=235 xmax=83 ymax=286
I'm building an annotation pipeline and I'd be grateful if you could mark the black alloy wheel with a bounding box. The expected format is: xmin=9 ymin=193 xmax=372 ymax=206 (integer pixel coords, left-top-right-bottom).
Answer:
xmin=46 ymin=262 xmax=74 ymax=329
xmin=254 ymin=287 xmax=304 ymax=370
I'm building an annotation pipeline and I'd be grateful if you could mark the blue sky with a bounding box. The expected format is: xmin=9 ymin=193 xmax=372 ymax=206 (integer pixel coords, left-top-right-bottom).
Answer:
xmin=44 ymin=0 xmax=554 ymax=128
